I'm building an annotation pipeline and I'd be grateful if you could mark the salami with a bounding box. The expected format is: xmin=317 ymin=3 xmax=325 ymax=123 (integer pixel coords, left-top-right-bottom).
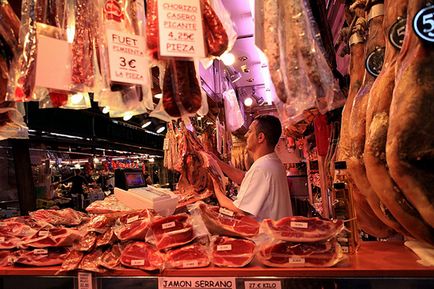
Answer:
xmin=201 ymin=0 xmax=228 ymax=56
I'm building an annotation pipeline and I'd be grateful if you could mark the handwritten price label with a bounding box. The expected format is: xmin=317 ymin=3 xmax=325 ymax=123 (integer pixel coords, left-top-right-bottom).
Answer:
xmin=245 ymin=281 xmax=282 ymax=289
xmin=78 ymin=272 xmax=93 ymax=289
xmin=158 ymin=0 xmax=205 ymax=58
xmin=106 ymin=29 xmax=148 ymax=85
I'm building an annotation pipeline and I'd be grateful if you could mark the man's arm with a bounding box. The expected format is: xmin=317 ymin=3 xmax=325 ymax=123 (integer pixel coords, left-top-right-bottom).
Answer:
xmin=212 ymin=179 xmax=247 ymax=215
xmin=214 ymin=157 xmax=245 ymax=185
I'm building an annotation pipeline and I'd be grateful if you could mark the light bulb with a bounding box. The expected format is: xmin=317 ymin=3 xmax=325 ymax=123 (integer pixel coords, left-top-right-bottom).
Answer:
xmin=244 ymin=97 xmax=253 ymax=107
xmin=102 ymin=106 xmax=110 ymax=114
xmin=123 ymin=112 xmax=133 ymax=121
xmin=221 ymin=52 xmax=235 ymax=66
xmin=156 ymin=125 xmax=166 ymax=133
xmin=141 ymin=120 xmax=152 ymax=128
xmin=154 ymin=93 xmax=162 ymax=99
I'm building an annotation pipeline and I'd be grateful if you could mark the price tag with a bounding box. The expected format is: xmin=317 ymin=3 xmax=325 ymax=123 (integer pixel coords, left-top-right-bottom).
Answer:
xmin=162 ymin=221 xmax=176 ymax=229
xmin=219 ymin=207 xmax=234 ymax=217
xmin=290 ymin=221 xmax=308 ymax=229
xmin=127 ymin=215 xmax=139 ymax=224
xmin=217 ymin=244 xmax=232 ymax=251
xmin=159 ymin=277 xmax=236 ymax=289
xmin=245 ymin=281 xmax=282 ymax=289
xmin=365 ymin=46 xmax=385 ymax=77
xmin=288 ymin=257 xmax=305 ymax=264
xmin=78 ymin=272 xmax=93 ymax=289
xmin=106 ymin=29 xmax=148 ymax=85
xmin=413 ymin=4 xmax=434 ymax=43
xmin=157 ymin=0 xmax=205 ymax=58
xmin=38 ymin=230 xmax=49 ymax=237
xmin=337 ymin=237 xmax=349 ymax=243
xmin=0 ymin=237 xmax=5 ymax=242
xmin=389 ymin=17 xmax=406 ymax=49
xmin=342 ymin=246 xmax=349 ymax=253
xmin=131 ymin=259 xmax=145 ymax=266
xmin=182 ymin=260 xmax=198 ymax=268
xmin=163 ymin=138 xmax=170 ymax=150
xmin=33 ymin=249 xmax=48 ymax=255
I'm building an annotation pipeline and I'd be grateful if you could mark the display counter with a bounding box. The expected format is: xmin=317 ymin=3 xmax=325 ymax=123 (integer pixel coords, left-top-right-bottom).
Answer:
xmin=1 ymin=242 xmax=433 ymax=289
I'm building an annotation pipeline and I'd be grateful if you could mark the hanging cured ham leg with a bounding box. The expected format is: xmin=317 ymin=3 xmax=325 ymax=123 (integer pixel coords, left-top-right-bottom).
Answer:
xmin=386 ymin=0 xmax=434 ymax=231
xmin=364 ymin=0 xmax=434 ymax=244
xmin=347 ymin=1 xmax=405 ymax=234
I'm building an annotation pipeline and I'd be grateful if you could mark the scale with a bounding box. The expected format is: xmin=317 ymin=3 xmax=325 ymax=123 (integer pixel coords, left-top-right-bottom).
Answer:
xmin=114 ymin=169 xmax=179 ymax=216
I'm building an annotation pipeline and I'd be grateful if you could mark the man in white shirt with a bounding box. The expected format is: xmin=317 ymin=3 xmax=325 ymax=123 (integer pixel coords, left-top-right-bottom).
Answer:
xmin=213 ymin=115 xmax=293 ymax=220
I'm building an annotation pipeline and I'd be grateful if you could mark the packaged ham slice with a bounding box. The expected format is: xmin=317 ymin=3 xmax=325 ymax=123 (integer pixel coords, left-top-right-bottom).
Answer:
xmin=79 ymin=249 xmax=107 ymax=273
xmin=211 ymin=236 xmax=255 ymax=268
xmin=22 ymin=227 xmax=82 ymax=248
xmin=96 ymin=228 xmax=118 ymax=247
xmin=0 ymin=236 xmax=21 ymax=249
xmin=13 ymin=247 xmax=69 ymax=267
xmin=72 ymin=231 xmax=98 ymax=252
xmin=147 ymin=213 xmax=195 ymax=251
xmin=56 ymin=250 xmax=85 ymax=274
xmin=257 ymin=239 xmax=345 ymax=268
xmin=193 ymin=202 xmax=259 ymax=238
xmin=85 ymin=195 xmax=131 ymax=214
xmin=29 ymin=208 xmax=88 ymax=227
xmin=120 ymin=241 xmax=163 ymax=271
xmin=113 ymin=209 xmax=154 ymax=241
xmin=165 ymin=243 xmax=210 ymax=269
xmin=262 ymin=216 xmax=344 ymax=242
xmin=0 ymin=250 xmax=12 ymax=267
xmin=98 ymin=243 xmax=123 ymax=270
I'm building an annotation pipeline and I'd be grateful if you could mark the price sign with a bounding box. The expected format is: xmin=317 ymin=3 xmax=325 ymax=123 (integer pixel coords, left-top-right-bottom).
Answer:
xmin=219 ymin=207 xmax=234 ymax=217
xmin=389 ymin=17 xmax=406 ymax=49
xmin=106 ymin=29 xmax=148 ymax=85
xmin=127 ymin=215 xmax=140 ymax=224
xmin=158 ymin=0 xmax=205 ymax=58
xmin=365 ymin=46 xmax=385 ymax=77
xmin=290 ymin=222 xmax=308 ymax=229
xmin=162 ymin=221 xmax=176 ymax=229
xmin=244 ymin=281 xmax=282 ymax=289
xmin=413 ymin=4 xmax=434 ymax=43
xmin=78 ymin=272 xmax=93 ymax=289
xmin=159 ymin=277 xmax=236 ymax=289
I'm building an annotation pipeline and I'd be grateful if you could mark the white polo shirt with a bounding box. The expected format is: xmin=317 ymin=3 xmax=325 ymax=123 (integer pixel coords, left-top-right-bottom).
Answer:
xmin=233 ymin=152 xmax=293 ymax=221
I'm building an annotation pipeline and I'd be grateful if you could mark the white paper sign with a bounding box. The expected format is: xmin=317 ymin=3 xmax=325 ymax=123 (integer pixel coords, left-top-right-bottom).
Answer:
xmin=219 ymin=207 xmax=234 ymax=217
xmin=38 ymin=230 xmax=49 ymax=237
xmin=106 ymin=29 xmax=148 ymax=85
xmin=131 ymin=259 xmax=145 ymax=266
xmin=244 ymin=281 xmax=282 ymax=289
xmin=288 ymin=257 xmax=305 ymax=264
xmin=162 ymin=221 xmax=176 ymax=229
xmin=35 ymin=35 xmax=73 ymax=91
xmin=216 ymin=244 xmax=232 ymax=251
xmin=182 ymin=260 xmax=198 ymax=268
xmin=127 ymin=215 xmax=140 ymax=224
xmin=157 ymin=0 xmax=205 ymax=58
xmin=290 ymin=221 xmax=308 ymax=229
xmin=33 ymin=249 xmax=48 ymax=255
xmin=159 ymin=277 xmax=236 ymax=289
xmin=78 ymin=272 xmax=93 ymax=289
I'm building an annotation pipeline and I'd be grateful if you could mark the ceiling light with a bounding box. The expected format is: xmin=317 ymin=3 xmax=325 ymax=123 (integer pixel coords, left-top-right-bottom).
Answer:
xmin=244 ymin=97 xmax=253 ymax=107
xmin=154 ymin=92 xmax=162 ymax=99
xmin=71 ymin=93 xmax=84 ymax=104
xmin=156 ymin=124 xmax=166 ymax=133
xmin=221 ymin=52 xmax=235 ymax=66
xmin=141 ymin=120 xmax=152 ymax=128
xmin=123 ymin=112 xmax=133 ymax=121
xmin=102 ymin=106 xmax=110 ymax=114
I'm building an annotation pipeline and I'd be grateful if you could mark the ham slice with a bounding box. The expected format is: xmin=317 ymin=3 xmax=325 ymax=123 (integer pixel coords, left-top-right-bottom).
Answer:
xmin=73 ymin=231 xmax=97 ymax=252
xmin=262 ymin=216 xmax=343 ymax=242
xmin=211 ymin=236 xmax=255 ymax=268
xmin=386 ymin=0 xmax=434 ymax=239
xmin=14 ymin=247 xmax=69 ymax=266
xmin=22 ymin=227 xmax=82 ymax=248
xmin=0 ymin=236 xmax=21 ymax=249
xmin=197 ymin=203 xmax=259 ymax=238
xmin=98 ymin=243 xmax=122 ymax=270
xmin=29 ymin=208 xmax=88 ymax=226
xmin=113 ymin=209 xmax=153 ymax=241
xmin=56 ymin=250 xmax=84 ymax=274
xmin=85 ymin=195 xmax=131 ymax=214
xmin=120 ymin=241 xmax=163 ymax=271
xmin=96 ymin=228 xmax=117 ymax=247
xmin=165 ymin=243 xmax=210 ymax=269
xmin=148 ymin=214 xmax=194 ymax=251
xmin=257 ymin=240 xmax=344 ymax=268
xmin=0 ymin=250 xmax=12 ymax=266
xmin=79 ymin=249 xmax=106 ymax=273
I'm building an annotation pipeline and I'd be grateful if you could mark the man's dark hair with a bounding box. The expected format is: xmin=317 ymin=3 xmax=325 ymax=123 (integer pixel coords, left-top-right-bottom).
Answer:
xmin=254 ymin=114 xmax=282 ymax=148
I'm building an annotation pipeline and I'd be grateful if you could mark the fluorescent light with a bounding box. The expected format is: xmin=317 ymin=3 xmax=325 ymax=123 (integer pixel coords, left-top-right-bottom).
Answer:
xmin=156 ymin=125 xmax=166 ymax=133
xmin=221 ymin=52 xmax=235 ymax=66
xmin=141 ymin=120 xmax=152 ymax=128
xmin=244 ymin=97 xmax=253 ymax=107
xmin=102 ymin=106 xmax=110 ymax=114
xmin=154 ymin=93 xmax=162 ymax=99
xmin=123 ymin=112 xmax=133 ymax=121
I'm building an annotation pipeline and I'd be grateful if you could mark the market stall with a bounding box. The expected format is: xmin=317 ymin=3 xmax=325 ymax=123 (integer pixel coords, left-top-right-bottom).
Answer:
xmin=0 ymin=0 xmax=433 ymax=288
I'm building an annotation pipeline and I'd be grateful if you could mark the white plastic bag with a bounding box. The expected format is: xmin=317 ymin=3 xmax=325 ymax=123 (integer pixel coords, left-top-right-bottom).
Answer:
xmin=223 ymin=89 xmax=244 ymax=132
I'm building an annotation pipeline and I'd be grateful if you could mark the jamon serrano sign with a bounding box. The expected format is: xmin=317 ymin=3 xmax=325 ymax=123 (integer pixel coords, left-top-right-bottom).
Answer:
xmin=157 ymin=0 xmax=206 ymax=58
xmin=106 ymin=30 xmax=148 ymax=85
xmin=159 ymin=277 xmax=235 ymax=289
